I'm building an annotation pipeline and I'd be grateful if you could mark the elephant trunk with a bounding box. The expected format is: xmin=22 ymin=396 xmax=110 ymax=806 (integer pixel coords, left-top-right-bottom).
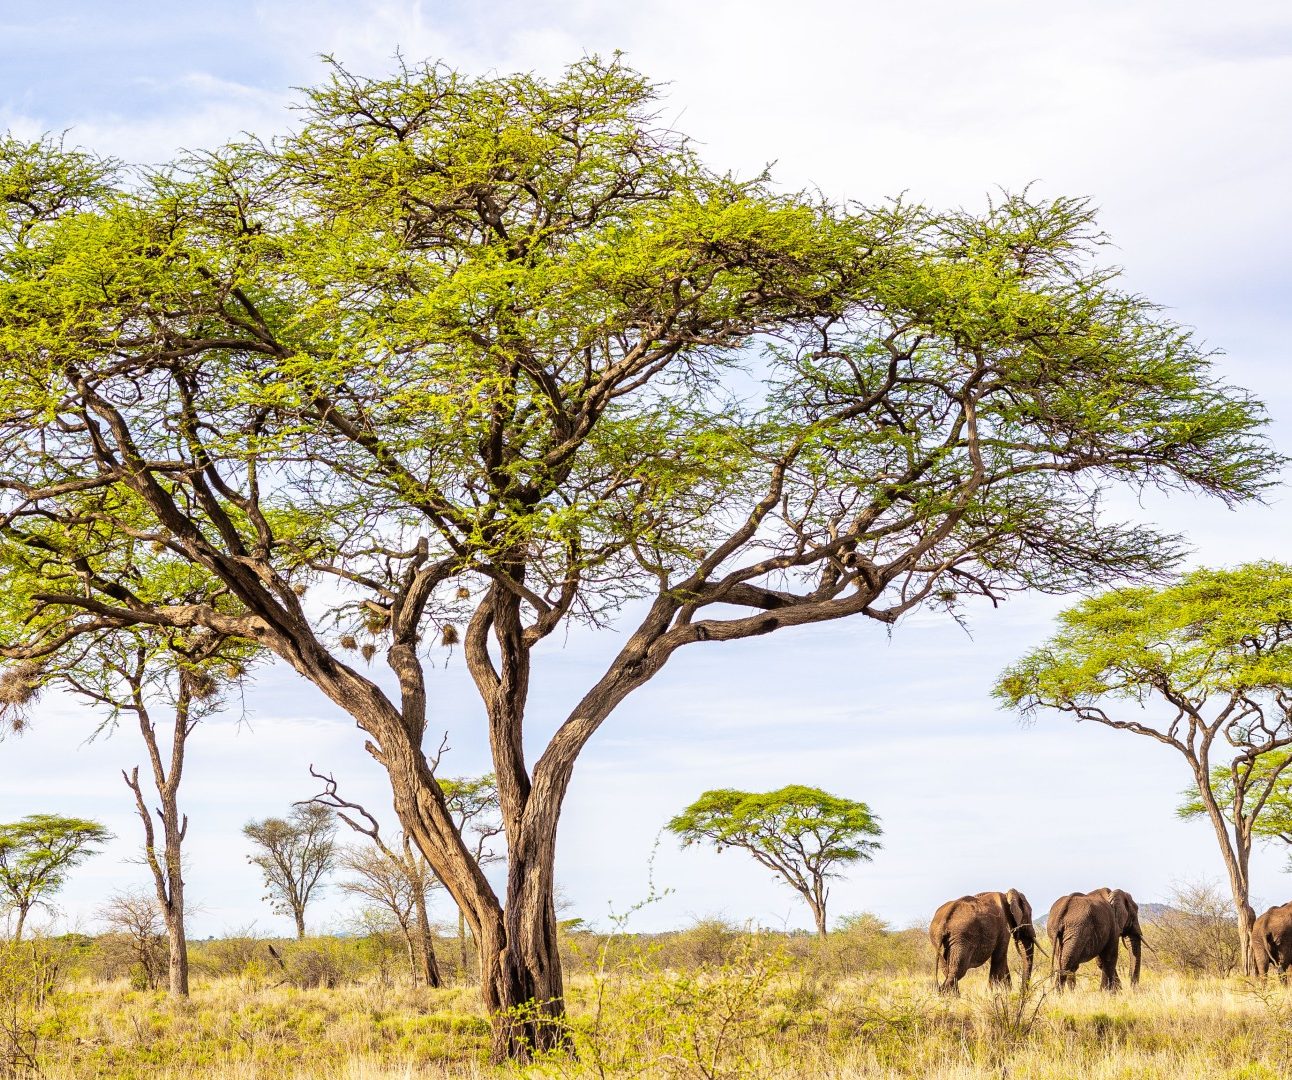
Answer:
xmin=1015 ymin=926 xmax=1035 ymax=984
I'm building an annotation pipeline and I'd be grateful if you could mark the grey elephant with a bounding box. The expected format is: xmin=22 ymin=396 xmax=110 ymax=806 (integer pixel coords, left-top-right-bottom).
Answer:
xmin=1048 ymin=888 xmax=1142 ymax=991
xmin=1252 ymin=902 xmax=1292 ymax=979
xmin=929 ymin=889 xmax=1036 ymax=994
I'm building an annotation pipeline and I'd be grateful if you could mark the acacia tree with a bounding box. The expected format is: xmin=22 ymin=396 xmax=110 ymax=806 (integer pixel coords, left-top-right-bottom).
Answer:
xmin=996 ymin=563 xmax=1292 ymax=972
xmin=311 ymin=768 xmax=443 ymax=986
xmin=0 ymin=58 xmax=1278 ymax=1057
xmin=667 ymin=786 xmax=881 ymax=937
xmin=243 ymin=804 xmax=338 ymax=938
xmin=0 ymin=815 xmax=111 ymax=939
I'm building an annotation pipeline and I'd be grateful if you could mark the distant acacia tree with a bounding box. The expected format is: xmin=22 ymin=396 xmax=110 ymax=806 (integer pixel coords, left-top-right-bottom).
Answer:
xmin=243 ymin=804 xmax=338 ymax=939
xmin=667 ymin=786 xmax=882 ymax=937
xmin=997 ymin=562 xmax=1292 ymax=972
xmin=97 ymin=888 xmax=167 ymax=990
xmin=0 ymin=57 xmax=1277 ymax=1056
xmin=0 ymin=814 xmax=111 ymax=939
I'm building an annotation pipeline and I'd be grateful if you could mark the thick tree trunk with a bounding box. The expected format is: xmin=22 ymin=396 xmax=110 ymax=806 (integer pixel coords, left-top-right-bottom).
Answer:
xmin=165 ymin=883 xmax=189 ymax=996
xmin=813 ymin=903 xmax=828 ymax=939
xmin=12 ymin=904 xmax=28 ymax=942
xmin=294 ymin=910 xmax=306 ymax=940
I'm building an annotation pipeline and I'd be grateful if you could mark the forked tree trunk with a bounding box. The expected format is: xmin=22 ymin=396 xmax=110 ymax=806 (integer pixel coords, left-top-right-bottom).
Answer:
xmin=11 ymin=904 xmax=29 ymax=942
xmin=125 ymin=685 xmax=194 ymax=998
xmin=812 ymin=903 xmax=828 ymax=939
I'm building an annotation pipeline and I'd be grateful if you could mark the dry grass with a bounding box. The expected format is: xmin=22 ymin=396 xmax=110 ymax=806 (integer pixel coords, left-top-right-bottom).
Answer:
xmin=7 ymin=932 xmax=1292 ymax=1079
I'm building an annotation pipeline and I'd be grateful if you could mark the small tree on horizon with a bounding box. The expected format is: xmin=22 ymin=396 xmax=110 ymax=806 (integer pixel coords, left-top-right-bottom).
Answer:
xmin=0 ymin=814 xmax=112 ymax=940
xmin=243 ymin=804 xmax=338 ymax=939
xmin=667 ymin=785 xmax=882 ymax=937
xmin=996 ymin=562 xmax=1292 ymax=973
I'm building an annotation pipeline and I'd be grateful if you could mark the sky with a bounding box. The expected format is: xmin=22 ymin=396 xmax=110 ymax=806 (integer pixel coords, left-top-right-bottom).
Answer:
xmin=1 ymin=0 xmax=1291 ymax=940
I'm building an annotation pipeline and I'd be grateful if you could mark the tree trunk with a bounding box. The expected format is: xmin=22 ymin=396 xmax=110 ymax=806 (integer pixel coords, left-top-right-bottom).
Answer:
xmin=412 ymin=886 xmax=442 ymax=988
xmin=126 ymin=682 xmax=193 ymax=998
xmin=1194 ymin=763 xmax=1256 ymax=975
xmin=12 ymin=904 xmax=28 ymax=942
xmin=813 ymin=902 xmax=828 ymax=939
xmin=294 ymin=909 xmax=306 ymax=940
xmin=458 ymin=909 xmax=470 ymax=981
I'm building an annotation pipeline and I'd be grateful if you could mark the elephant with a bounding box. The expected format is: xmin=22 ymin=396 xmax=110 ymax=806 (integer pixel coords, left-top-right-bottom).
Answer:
xmin=1048 ymin=888 xmax=1142 ymax=991
xmin=1252 ymin=902 xmax=1292 ymax=979
xmin=929 ymin=889 xmax=1036 ymax=994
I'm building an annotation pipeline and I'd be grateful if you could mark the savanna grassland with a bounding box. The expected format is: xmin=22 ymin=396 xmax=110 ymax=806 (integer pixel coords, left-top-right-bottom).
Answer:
xmin=3 ymin=916 xmax=1289 ymax=1080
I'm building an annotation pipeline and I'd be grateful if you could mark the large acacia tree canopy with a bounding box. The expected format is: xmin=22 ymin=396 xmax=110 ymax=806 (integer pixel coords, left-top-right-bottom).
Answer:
xmin=995 ymin=562 xmax=1292 ymax=711
xmin=0 ymin=54 xmax=1279 ymax=737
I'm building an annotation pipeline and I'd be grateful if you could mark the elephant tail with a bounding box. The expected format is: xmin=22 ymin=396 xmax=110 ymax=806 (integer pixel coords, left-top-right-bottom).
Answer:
xmin=1050 ymin=925 xmax=1063 ymax=981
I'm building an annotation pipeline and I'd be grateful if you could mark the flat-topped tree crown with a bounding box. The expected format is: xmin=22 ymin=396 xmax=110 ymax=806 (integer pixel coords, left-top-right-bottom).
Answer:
xmin=0 ymin=55 xmax=1280 ymax=1058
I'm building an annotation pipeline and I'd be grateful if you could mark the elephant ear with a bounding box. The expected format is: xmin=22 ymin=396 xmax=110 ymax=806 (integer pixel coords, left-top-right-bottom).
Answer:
xmin=1005 ymin=889 xmax=1026 ymax=930
xmin=1109 ymin=889 xmax=1131 ymax=933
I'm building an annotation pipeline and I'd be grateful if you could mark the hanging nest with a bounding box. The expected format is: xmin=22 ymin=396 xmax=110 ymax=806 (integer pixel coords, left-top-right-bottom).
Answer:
xmin=186 ymin=669 xmax=218 ymax=701
xmin=363 ymin=611 xmax=389 ymax=635
xmin=0 ymin=661 xmax=42 ymax=707
xmin=441 ymin=624 xmax=460 ymax=647
xmin=339 ymin=634 xmax=359 ymax=652
xmin=361 ymin=643 xmax=377 ymax=663
xmin=456 ymin=586 xmax=471 ymax=600
xmin=0 ymin=661 xmax=43 ymax=731
xmin=292 ymin=583 xmax=308 ymax=597
xmin=224 ymin=661 xmax=244 ymax=681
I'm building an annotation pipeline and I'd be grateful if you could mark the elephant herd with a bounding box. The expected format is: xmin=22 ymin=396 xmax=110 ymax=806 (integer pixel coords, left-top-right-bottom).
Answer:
xmin=931 ymin=891 xmax=1292 ymax=992
xmin=929 ymin=887 xmax=1142 ymax=994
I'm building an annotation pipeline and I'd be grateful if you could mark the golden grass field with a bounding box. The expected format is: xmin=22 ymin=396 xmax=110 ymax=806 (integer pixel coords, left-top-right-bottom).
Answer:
xmin=6 ymin=926 xmax=1291 ymax=1079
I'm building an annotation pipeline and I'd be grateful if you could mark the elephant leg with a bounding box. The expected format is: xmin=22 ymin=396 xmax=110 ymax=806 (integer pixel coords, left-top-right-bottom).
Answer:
xmin=988 ymin=941 xmax=1011 ymax=989
xmin=1098 ymin=940 xmax=1121 ymax=992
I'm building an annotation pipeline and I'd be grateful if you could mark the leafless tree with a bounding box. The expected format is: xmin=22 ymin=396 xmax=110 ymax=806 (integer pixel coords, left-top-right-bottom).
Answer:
xmin=97 ymin=889 xmax=167 ymax=990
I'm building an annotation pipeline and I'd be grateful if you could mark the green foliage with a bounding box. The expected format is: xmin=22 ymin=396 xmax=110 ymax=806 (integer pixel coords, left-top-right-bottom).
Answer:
xmin=0 ymin=815 xmax=112 ymax=939
xmin=0 ymin=57 xmax=1275 ymax=680
xmin=668 ymin=786 xmax=881 ymax=864
xmin=996 ymin=562 xmax=1292 ymax=710
xmin=1177 ymin=758 xmax=1292 ymax=837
